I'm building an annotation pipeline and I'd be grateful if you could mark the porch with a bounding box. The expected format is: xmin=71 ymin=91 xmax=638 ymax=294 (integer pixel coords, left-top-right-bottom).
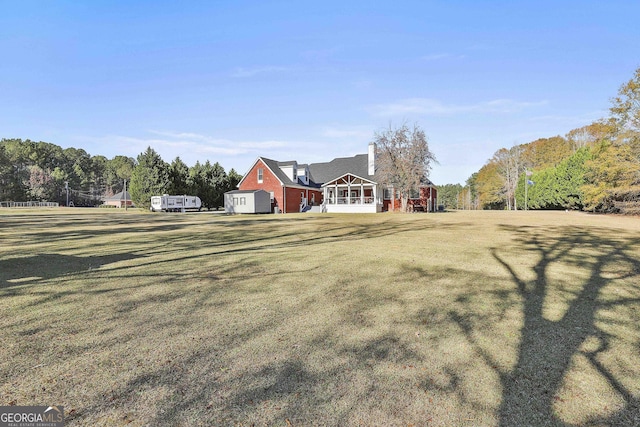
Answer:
xmin=321 ymin=174 xmax=383 ymax=213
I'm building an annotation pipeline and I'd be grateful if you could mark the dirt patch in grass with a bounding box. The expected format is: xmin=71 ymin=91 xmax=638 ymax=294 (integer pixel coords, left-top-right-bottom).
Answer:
xmin=1 ymin=210 xmax=639 ymax=425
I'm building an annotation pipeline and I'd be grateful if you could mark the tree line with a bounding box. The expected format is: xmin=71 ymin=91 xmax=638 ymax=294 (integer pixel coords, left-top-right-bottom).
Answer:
xmin=451 ymin=67 xmax=640 ymax=214
xmin=0 ymin=141 xmax=241 ymax=210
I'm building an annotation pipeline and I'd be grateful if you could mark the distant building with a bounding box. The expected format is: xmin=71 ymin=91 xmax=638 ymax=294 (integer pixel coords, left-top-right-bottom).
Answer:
xmin=103 ymin=191 xmax=134 ymax=208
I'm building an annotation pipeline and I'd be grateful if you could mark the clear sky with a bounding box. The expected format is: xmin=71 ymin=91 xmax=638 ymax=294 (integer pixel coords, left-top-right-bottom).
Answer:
xmin=1 ymin=1 xmax=639 ymax=184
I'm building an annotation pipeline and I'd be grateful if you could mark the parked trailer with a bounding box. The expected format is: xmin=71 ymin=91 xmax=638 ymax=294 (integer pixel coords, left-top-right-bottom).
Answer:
xmin=150 ymin=195 xmax=202 ymax=212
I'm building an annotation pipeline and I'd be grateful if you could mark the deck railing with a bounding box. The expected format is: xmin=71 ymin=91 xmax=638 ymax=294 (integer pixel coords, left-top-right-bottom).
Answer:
xmin=327 ymin=197 xmax=376 ymax=205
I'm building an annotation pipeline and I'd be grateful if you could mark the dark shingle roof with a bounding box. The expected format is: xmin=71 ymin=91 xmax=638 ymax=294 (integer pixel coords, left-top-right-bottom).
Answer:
xmin=308 ymin=154 xmax=375 ymax=184
xmin=259 ymin=157 xmax=323 ymax=188
xmin=259 ymin=157 xmax=297 ymax=186
xmin=247 ymin=153 xmax=435 ymax=189
xmin=278 ymin=160 xmax=298 ymax=167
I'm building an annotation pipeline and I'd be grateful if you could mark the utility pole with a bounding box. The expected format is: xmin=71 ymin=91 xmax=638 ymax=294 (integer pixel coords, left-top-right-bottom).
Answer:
xmin=124 ymin=179 xmax=128 ymax=211
xmin=65 ymin=181 xmax=69 ymax=207
xmin=525 ymin=170 xmax=532 ymax=211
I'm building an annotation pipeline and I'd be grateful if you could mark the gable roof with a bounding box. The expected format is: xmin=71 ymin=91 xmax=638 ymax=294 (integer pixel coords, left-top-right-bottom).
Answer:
xmin=421 ymin=177 xmax=436 ymax=186
xmin=237 ymin=157 xmax=316 ymax=189
xmin=321 ymin=172 xmax=377 ymax=188
xmin=259 ymin=157 xmax=298 ymax=186
xmin=308 ymin=154 xmax=376 ymax=184
xmin=239 ymin=152 xmax=436 ymax=190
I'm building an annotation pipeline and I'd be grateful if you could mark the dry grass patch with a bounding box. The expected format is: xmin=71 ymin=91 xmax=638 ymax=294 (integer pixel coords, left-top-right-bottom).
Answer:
xmin=1 ymin=209 xmax=639 ymax=426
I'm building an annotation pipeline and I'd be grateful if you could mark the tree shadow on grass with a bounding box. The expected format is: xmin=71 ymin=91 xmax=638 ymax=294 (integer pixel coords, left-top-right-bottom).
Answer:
xmin=0 ymin=213 xmax=474 ymax=425
xmin=0 ymin=253 xmax=143 ymax=292
xmin=451 ymin=224 xmax=640 ymax=426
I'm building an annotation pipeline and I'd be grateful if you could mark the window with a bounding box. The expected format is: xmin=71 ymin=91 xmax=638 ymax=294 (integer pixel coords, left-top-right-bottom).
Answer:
xmin=384 ymin=188 xmax=392 ymax=199
xmin=257 ymin=168 xmax=264 ymax=183
xmin=240 ymin=197 xmax=246 ymax=205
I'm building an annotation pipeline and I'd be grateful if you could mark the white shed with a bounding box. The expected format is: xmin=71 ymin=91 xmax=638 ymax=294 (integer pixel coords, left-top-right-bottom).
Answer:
xmin=224 ymin=189 xmax=272 ymax=214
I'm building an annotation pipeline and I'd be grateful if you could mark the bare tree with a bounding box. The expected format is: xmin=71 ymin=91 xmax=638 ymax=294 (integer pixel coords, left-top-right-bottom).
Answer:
xmin=566 ymin=120 xmax=616 ymax=152
xmin=374 ymin=123 xmax=437 ymax=212
xmin=492 ymin=144 xmax=524 ymax=210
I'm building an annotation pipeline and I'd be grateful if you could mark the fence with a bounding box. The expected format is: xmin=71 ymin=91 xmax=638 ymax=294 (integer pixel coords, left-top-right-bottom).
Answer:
xmin=0 ymin=201 xmax=60 ymax=208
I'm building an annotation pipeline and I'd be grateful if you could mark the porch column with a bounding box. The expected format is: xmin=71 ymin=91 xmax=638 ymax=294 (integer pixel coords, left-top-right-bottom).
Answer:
xmin=360 ymin=183 xmax=364 ymax=204
xmin=427 ymin=186 xmax=435 ymax=212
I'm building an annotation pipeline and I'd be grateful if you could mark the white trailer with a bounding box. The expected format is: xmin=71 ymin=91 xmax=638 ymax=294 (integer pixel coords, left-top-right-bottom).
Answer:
xmin=150 ymin=195 xmax=202 ymax=212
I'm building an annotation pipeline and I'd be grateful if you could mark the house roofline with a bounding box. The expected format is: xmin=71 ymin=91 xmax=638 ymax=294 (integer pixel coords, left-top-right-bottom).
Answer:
xmin=238 ymin=157 xmax=323 ymax=190
xmin=320 ymin=173 xmax=378 ymax=187
xmin=237 ymin=157 xmax=285 ymax=188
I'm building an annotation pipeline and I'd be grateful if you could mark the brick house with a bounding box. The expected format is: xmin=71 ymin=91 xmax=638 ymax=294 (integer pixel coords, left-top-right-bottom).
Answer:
xmin=226 ymin=143 xmax=437 ymax=213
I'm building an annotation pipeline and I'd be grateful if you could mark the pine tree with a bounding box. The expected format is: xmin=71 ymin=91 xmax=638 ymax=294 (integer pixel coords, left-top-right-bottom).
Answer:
xmin=129 ymin=147 xmax=169 ymax=209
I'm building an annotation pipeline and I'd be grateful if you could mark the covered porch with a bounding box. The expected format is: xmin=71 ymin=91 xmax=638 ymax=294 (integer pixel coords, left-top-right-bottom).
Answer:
xmin=321 ymin=174 xmax=382 ymax=213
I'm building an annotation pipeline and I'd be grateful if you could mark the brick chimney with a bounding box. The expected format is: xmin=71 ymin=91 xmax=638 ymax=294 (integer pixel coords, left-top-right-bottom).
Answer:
xmin=368 ymin=142 xmax=375 ymax=176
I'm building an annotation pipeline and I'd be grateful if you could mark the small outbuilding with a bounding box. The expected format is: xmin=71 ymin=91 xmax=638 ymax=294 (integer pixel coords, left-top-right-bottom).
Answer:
xmin=224 ymin=189 xmax=272 ymax=214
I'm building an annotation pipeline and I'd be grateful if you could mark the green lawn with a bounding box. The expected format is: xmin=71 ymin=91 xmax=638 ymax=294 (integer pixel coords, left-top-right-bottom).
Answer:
xmin=1 ymin=209 xmax=639 ymax=426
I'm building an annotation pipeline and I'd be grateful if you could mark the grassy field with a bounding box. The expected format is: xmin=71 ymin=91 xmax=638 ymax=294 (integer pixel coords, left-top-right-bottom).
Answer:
xmin=1 ymin=209 xmax=639 ymax=426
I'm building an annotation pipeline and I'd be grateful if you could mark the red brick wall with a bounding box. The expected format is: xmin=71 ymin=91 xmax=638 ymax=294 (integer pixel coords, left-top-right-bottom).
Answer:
xmin=238 ymin=159 xmax=324 ymax=213
xmin=283 ymin=187 xmax=302 ymax=213
xmin=308 ymin=189 xmax=323 ymax=206
xmin=384 ymin=186 xmax=438 ymax=212
xmin=239 ymin=159 xmax=282 ymax=212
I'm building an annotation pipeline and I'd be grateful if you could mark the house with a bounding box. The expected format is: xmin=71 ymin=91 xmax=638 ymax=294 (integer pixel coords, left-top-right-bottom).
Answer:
xmin=225 ymin=143 xmax=437 ymax=213
xmin=103 ymin=190 xmax=134 ymax=208
xmin=231 ymin=157 xmax=324 ymax=214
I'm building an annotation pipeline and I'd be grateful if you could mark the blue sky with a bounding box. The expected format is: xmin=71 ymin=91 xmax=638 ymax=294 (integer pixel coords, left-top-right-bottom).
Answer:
xmin=1 ymin=1 xmax=639 ymax=184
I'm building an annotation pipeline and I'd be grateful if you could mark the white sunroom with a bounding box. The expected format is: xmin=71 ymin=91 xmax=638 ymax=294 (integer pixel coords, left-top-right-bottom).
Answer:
xmin=321 ymin=173 xmax=383 ymax=213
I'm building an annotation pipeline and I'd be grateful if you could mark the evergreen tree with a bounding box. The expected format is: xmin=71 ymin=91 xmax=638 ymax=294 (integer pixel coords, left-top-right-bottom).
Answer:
xmin=0 ymin=144 xmax=13 ymax=200
xmin=437 ymin=183 xmax=463 ymax=210
xmin=187 ymin=161 xmax=206 ymax=206
xmin=226 ymin=168 xmax=242 ymax=192
xmin=516 ymin=147 xmax=591 ymax=210
xmin=167 ymin=157 xmax=191 ymax=195
xmin=207 ymin=161 xmax=228 ymax=209
xmin=196 ymin=161 xmax=227 ymax=210
xmin=104 ymin=155 xmax=135 ymax=195
xmin=129 ymin=147 xmax=169 ymax=209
